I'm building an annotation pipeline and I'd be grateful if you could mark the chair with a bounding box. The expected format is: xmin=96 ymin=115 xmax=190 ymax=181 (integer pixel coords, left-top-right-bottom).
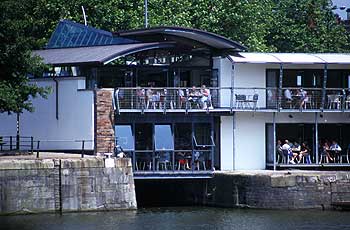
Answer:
xmin=235 ymin=94 xmax=246 ymax=109
xmin=194 ymin=151 xmax=206 ymax=170
xmin=299 ymin=154 xmax=312 ymax=164
xmin=281 ymin=149 xmax=290 ymax=164
xmin=345 ymin=95 xmax=350 ymax=110
xmin=339 ymin=149 xmax=350 ymax=164
xmin=156 ymin=152 xmax=172 ymax=170
xmin=328 ymin=95 xmax=341 ymax=109
xmin=303 ymin=96 xmax=312 ymax=109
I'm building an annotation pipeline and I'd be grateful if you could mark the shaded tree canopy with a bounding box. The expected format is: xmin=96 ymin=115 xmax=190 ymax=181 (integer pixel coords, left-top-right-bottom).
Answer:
xmin=1 ymin=0 xmax=349 ymax=113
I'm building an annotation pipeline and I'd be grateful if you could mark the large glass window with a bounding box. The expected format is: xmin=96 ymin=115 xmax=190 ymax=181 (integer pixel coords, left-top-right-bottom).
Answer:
xmin=193 ymin=123 xmax=215 ymax=147
xmin=174 ymin=123 xmax=192 ymax=150
xmin=135 ymin=124 xmax=153 ymax=150
xmin=115 ymin=125 xmax=134 ymax=151
xmin=154 ymin=125 xmax=174 ymax=151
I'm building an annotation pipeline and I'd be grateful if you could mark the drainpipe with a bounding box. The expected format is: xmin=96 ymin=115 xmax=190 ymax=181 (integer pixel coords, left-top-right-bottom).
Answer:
xmin=322 ymin=64 xmax=328 ymax=111
xmin=278 ymin=64 xmax=283 ymax=111
xmin=53 ymin=77 xmax=59 ymax=120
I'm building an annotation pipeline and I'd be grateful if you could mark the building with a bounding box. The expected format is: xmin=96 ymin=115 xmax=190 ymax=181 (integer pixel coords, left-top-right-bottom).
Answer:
xmin=0 ymin=20 xmax=349 ymax=176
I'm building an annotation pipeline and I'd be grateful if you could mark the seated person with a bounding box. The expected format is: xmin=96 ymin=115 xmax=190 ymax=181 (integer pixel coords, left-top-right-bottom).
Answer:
xmin=282 ymin=140 xmax=298 ymax=164
xmin=298 ymin=142 xmax=311 ymax=164
xmin=200 ymin=85 xmax=211 ymax=109
xmin=320 ymin=142 xmax=333 ymax=163
xmin=284 ymin=89 xmax=293 ymax=107
xmin=330 ymin=140 xmax=342 ymax=162
xmin=297 ymin=88 xmax=309 ymax=109
xmin=276 ymin=140 xmax=284 ymax=163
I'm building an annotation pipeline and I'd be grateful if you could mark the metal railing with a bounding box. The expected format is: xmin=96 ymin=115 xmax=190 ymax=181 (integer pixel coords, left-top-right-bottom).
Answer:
xmin=114 ymin=87 xmax=350 ymax=113
xmin=0 ymin=136 xmax=34 ymax=152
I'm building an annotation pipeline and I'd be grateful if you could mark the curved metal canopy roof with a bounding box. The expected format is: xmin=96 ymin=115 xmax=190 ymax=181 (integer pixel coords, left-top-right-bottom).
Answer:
xmin=116 ymin=26 xmax=247 ymax=52
xmin=229 ymin=53 xmax=350 ymax=64
xmin=34 ymin=42 xmax=175 ymax=66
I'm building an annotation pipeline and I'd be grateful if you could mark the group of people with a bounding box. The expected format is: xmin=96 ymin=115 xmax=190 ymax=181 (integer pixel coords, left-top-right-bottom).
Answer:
xmin=186 ymin=85 xmax=213 ymax=109
xmin=277 ymin=139 xmax=311 ymax=164
xmin=284 ymin=88 xmax=309 ymax=109
xmin=277 ymin=139 xmax=345 ymax=164
xmin=319 ymin=140 xmax=342 ymax=163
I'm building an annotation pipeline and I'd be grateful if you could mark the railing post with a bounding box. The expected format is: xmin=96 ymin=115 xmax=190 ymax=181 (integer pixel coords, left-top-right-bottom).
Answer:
xmin=81 ymin=140 xmax=85 ymax=158
xmin=230 ymin=87 xmax=234 ymax=113
xmin=36 ymin=140 xmax=40 ymax=158
xmin=10 ymin=136 xmax=12 ymax=150
xmin=321 ymin=63 xmax=327 ymax=111
xmin=31 ymin=136 xmax=34 ymax=155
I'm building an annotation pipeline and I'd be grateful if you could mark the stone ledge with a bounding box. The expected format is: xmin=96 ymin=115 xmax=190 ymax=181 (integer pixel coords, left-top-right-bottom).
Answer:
xmin=0 ymin=159 xmax=55 ymax=170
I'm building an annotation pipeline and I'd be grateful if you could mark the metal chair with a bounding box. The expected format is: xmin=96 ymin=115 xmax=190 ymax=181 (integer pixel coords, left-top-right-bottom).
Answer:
xmin=345 ymin=95 xmax=350 ymax=109
xmin=339 ymin=150 xmax=350 ymax=164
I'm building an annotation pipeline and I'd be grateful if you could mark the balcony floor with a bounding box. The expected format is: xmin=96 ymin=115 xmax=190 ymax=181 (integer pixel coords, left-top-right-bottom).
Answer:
xmin=133 ymin=170 xmax=214 ymax=179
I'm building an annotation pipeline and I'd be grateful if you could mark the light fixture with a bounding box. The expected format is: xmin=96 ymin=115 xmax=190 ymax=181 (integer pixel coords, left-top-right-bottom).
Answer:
xmin=288 ymin=114 xmax=293 ymax=118
xmin=320 ymin=114 xmax=323 ymax=118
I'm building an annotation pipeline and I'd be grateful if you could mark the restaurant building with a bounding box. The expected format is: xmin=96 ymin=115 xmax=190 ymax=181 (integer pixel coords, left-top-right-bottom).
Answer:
xmin=0 ymin=20 xmax=349 ymax=176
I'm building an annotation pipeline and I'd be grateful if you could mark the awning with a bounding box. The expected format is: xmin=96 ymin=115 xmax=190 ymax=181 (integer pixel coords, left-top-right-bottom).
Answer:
xmin=33 ymin=42 xmax=175 ymax=66
xmin=117 ymin=26 xmax=247 ymax=51
xmin=229 ymin=53 xmax=350 ymax=64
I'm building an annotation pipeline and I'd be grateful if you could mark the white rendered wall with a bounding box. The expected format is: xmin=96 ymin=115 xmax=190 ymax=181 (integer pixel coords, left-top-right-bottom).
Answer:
xmin=213 ymin=57 xmax=232 ymax=107
xmin=0 ymin=77 xmax=94 ymax=150
xmin=233 ymin=112 xmax=267 ymax=170
xmin=220 ymin=116 xmax=234 ymax=170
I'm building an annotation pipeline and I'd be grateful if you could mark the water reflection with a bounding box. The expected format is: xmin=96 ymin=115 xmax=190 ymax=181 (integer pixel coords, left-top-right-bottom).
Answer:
xmin=1 ymin=207 xmax=350 ymax=230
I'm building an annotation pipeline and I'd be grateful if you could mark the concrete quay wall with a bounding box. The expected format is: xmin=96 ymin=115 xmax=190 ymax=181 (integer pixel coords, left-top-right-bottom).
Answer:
xmin=0 ymin=158 xmax=136 ymax=215
xmin=208 ymin=171 xmax=350 ymax=209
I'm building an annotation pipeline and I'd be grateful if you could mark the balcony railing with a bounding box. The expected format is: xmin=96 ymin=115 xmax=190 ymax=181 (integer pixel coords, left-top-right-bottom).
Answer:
xmin=113 ymin=87 xmax=350 ymax=113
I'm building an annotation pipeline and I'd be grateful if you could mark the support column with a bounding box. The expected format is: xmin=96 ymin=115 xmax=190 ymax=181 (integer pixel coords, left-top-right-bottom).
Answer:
xmin=315 ymin=112 xmax=319 ymax=164
xmin=273 ymin=112 xmax=276 ymax=171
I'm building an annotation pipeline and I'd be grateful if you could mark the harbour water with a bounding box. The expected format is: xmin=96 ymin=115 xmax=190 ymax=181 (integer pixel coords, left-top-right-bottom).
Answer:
xmin=1 ymin=207 xmax=350 ymax=230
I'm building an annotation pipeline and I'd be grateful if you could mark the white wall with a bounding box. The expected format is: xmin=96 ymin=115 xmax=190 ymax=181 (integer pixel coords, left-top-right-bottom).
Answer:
xmin=0 ymin=77 xmax=94 ymax=150
xmin=220 ymin=116 xmax=234 ymax=170
xmin=214 ymin=57 xmax=233 ymax=107
xmin=233 ymin=112 xmax=267 ymax=170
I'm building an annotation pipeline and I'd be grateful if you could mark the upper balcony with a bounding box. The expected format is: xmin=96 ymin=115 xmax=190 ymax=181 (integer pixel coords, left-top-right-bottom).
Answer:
xmin=113 ymin=87 xmax=350 ymax=114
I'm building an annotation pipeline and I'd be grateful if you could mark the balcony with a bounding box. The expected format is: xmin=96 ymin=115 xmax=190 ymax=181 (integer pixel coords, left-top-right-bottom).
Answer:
xmin=113 ymin=87 xmax=350 ymax=113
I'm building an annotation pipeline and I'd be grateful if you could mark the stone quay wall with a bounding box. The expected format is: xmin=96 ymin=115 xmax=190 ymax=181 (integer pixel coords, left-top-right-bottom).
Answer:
xmin=0 ymin=158 xmax=136 ymax=215
xmin=207 ymin=171 xmax=350 ymax=210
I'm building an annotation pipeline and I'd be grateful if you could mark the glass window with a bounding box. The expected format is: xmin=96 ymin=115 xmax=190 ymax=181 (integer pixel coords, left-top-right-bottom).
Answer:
xmin=155 ymin=125 xmax=174 ymax=151
xmin=135 ymin=124 xmax=153 ymax=150
xmin=174 ymin=123 xmax=192 ymax=150
xmin=193 ymin=123 xmax=215 ymax=147
xmin=115 ymin=125 xmax=134 ymax=151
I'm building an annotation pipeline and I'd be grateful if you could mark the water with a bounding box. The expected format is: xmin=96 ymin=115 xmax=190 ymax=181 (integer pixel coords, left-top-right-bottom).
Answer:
xmin=1 ymin=207 xmax=350 ymax=230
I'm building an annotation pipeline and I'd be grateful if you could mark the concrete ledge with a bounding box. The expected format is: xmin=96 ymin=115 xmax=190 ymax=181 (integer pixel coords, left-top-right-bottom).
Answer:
xmin=0 ymin=159 xmax=55 ymax=170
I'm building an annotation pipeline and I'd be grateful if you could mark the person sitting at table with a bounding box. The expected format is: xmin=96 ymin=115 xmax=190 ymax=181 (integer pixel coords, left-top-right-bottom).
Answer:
xmin=188 ymin=86 xmax=201 ymax=108
xmin=282 ymin=140 xmax=298 ymax=164
xmin=298 ymin=142 xmax=311 ymax=164
xmin=284 ymin=88 xmax=293 ymax=108
xmin=297 ymin=88 xmax=309 ymax=109
xmin=200 ymin=85 xmax=211 ymax=109
xmin=276 ymin=140 xmax=284 ymax=163
xmin=320 ymin=141 xmax=333 ymax=163
xmin=330 ymin=140 xmax=342 ymax=162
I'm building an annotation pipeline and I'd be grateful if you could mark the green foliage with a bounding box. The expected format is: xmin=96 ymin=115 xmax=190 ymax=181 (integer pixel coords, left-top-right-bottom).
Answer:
xmin=0 ymin=0 xmax=51 ymax=114
xmin=1 ymin=0 xmax=350 ymax=114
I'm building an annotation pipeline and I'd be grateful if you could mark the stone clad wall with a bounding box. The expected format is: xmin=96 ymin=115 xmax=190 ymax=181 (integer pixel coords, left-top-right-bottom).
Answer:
xmin=96 ymin=89 xmax=115 ymax=153
xmin=0 ymin=158 xmax=136 ymax=215
xmin=208 ymin=171 xmax=350 ymax=209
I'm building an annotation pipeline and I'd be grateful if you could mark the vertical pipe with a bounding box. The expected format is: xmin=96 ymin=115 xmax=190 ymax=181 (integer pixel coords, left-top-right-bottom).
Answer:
xmin=144 ymin=0 xmax=148 ymax=28
xmin=315 ymin=112 xmax=319 ymax=164
xmin=191 ymin=122 xmax=195 ymax=171
xmin=36 ymin=140 xmax=40 ymax=158
xmin=273 ymin=112 xmax=276 ymax=171
xmin=81 ymin=140 xmax=85 ymax=158
xmin=322 ymin=64 xmax=328 ymax=110
xmin=16 ymin=113 xmax=20 ymax=150
xmin=10 ymin=136 xmax=12 ymax=150
xmin=278 ymin=64 xmax=283 ymax=111
xmin=211 ymin=119 xmax=214 ymax=171
xmin=31 ymin=136 xmax=34 ymax=155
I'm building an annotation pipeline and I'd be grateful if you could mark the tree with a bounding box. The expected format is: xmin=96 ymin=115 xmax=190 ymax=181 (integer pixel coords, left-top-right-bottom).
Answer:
xmin=0 ymin=0 xmax=50 ymax=114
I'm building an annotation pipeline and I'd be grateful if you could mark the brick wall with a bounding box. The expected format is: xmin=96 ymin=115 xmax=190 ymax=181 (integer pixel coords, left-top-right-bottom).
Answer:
xmin=95 ymin=90 xmax=115 ymax=153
